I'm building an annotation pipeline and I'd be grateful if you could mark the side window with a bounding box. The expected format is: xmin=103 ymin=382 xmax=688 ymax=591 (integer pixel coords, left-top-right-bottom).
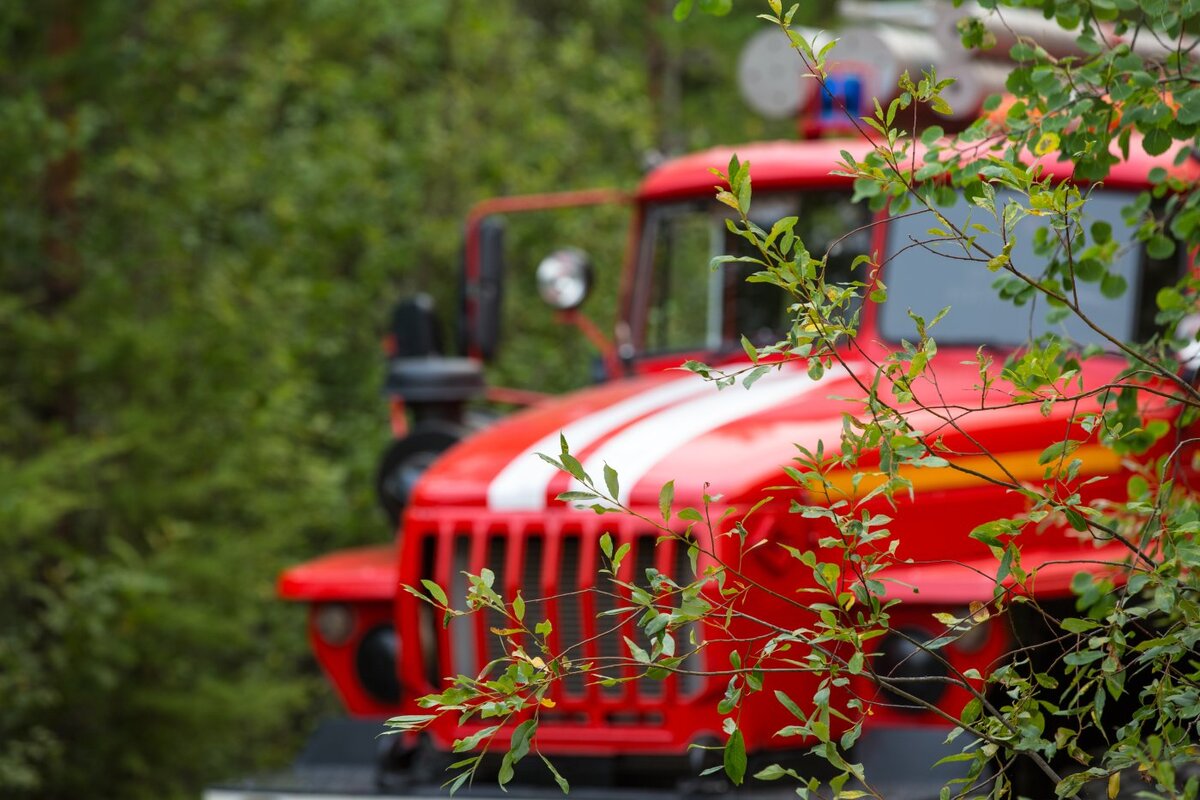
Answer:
xmin=641 ymin=192 xmax=869 ymax=355
xmin=645 ymin=202 xmax=715 ymax=352
xmin=722 ymin=193 xmax=870 ymax=346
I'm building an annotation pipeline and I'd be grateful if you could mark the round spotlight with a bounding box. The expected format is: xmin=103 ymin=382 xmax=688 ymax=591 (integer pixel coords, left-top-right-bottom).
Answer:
xmin=536 ymin=248 xmax=593 ymax=310
xmin=313 ymin=602 xmax=356 ymax=647
xmin=875 ymin=628 xmax=948 ymax=709
xmin=356 ymin=624 xmax=401 ymax=704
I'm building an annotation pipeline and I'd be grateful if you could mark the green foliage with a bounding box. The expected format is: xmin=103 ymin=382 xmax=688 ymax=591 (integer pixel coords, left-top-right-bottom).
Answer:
xmin=0 ymin=1 xmax=793 ymax=797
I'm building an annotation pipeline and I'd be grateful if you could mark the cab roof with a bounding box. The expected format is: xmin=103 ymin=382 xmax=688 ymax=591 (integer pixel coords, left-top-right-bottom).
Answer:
xmin=636 ymin=137 xmax=1198 ymax=202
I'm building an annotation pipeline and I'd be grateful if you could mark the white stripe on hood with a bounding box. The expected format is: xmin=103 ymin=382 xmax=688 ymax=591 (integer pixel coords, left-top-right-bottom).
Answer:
xmin=574 ymin=368 xmax=819 ymax=507
xmin=487 ymin=374 xmax=713 ymax=511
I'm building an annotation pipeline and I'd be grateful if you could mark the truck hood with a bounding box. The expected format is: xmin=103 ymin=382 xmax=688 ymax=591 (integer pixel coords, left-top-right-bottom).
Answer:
xmin=410 ymin=353 xmax=1128 ymax=513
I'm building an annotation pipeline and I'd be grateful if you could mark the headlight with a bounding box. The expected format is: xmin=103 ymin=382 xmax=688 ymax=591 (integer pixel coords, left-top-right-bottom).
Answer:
xmin=313 ymin=602 xmax=356 ymax=647
xmin=356 ymin=624 xmax=401 ymax=704
xmin=536 ymin=248 xmax=593 ymax=310
xmin=875 ymin=628 xmax=948 ymax=709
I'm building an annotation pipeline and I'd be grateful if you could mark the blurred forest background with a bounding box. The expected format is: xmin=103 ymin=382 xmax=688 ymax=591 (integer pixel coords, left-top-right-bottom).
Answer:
xmin=0 ymin=1 xmax=833 ymax=797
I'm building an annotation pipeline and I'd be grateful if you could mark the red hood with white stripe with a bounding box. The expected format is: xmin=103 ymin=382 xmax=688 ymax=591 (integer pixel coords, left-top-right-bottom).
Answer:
xmin=408 ymin=353 xmax=1132 ymax=514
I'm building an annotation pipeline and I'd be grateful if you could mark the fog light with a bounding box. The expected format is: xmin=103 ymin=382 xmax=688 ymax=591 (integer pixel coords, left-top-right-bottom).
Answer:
xmin=875 ymin=628 xmax=948 ymax=710
xmin=356 ymin=624 xmax=401 ymax=704
xmin=313 ymin=603 xmax=355 ymax=647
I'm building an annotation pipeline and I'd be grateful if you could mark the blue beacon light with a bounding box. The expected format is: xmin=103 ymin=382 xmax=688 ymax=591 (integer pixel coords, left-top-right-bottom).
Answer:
xmin=819 ymin=74 xmax=864 ymax=123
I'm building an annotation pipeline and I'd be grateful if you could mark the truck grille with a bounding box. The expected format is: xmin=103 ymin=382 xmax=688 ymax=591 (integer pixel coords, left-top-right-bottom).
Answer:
xmin=413 ymin=514 xmax=706 ymax=715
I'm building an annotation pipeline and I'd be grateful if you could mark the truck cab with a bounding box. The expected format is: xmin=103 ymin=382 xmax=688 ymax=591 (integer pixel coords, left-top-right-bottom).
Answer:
xmin=276 ymin=127 xmax=1193 ymax=790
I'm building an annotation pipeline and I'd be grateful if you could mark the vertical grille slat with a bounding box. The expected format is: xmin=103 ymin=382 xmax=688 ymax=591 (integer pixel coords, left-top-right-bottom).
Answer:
xmin=633 ymin=535 xmax=663 ymax=698
xmin=419 ymin=536 xmax=441 ymax=688
xmin=577 ymin=527 xmax=603 ymax=707
xmin=448 ymin=535 xmax=475 ymax=678
xmin=594 ymin=528 xmax=624 ymax=697
xmin=521 ymin=536 xmax=546 ymax=647
xmin=558 ymin=535 xmax=585 ymax=695
xmin=674 ymin=536 xmax=706 ymax=698
xmin=469 ymin=530 xmax=493 ymax=678
xmin=482 ymin=537 xmax=508 ymax=667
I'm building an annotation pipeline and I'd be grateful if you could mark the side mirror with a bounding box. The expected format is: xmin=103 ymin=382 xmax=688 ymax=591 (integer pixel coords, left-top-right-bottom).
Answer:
xmin=536 ymin=248 xmax=593 ymax=311
xmin=472 ymin=216 xmax=506 ymax=361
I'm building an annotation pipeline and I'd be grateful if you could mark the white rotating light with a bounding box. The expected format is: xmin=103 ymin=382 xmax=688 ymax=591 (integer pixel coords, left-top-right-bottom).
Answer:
xmin=737 ymin=27 xmax=825 ymax=119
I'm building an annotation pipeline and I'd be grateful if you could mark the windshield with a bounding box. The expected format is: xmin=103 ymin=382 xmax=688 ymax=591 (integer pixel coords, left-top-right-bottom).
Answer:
xmin=880 ymin=189 xmax=1177 ymax=347
xmin=639 ymin=191 xmax=871 ymax=353
xmin=636 ymin=187 xmax=1175 ymax=358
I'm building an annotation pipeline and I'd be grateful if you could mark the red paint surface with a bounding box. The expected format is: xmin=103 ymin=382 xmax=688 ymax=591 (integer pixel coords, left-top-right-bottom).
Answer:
xmin=279 ymin=545 xmax=397 ymax=602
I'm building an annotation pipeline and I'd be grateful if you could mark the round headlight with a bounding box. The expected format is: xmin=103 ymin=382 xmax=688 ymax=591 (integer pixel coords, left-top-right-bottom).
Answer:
xmin=356 ymin=624 xmax=401 ymax=704
xmin=313 ymin=602 xmax=356 ymax=647
xmin=536 ymin=248 xmax=593 ymax=310
xmin=875 ymin=628 xmax=948 ymax=710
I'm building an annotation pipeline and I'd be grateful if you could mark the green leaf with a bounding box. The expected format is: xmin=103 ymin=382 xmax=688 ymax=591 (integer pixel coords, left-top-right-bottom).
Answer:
xmin=624 ymin=636 xmax=650 ymax=664
xmin=723 ymin=728 xmax=747 ymax=785
xmin=452 ymin=724 xmax=501 ymax=753
xmin=659 ymin=480 xmax=674 ymax=523
xmin=1100 ymin=272 xmax=1127 ymax=299
xmin=743 ymin=365 xmax=771 ymax=389
xmin=510 ymin=719 xmax=536 ymax=763
xmin=1142 ymin=127 xmax=1171 ymax=156
xmin=672 ymin=0 xmax=694 ymax=20
xmin=603 ymin=463 xmax=619 ymax=500
xmin=1147 ymin=235 xmax=1175 ymax=260
xmin=385 ymin=713 xmax=437 ymax=730
xmin=697 ymin=0 xmax=733 ymax=15
xmin=556 ymin=490 xmax=598 ymax=502
xmin=1061 ymin=617 xmax=1099 ymax=633
xmin=741 ymin=334 xmax=758 ymax=363
xmin=448 ymin=769 xmax=476 ymax=795
xmin=1038 ymin=440 xmax=1079 ymax=465
xmin=613 ymin=542 xmax=631 ymax=571
xmin=775 ymin=689 xmax=807 ymax=721
xmin=559 ymin=452 xmax=587 ymax=482
xmin=498 ymin=751 xmax=515 ymax=787
xmin=420 ymin=579 xmax=448 ymax=607
xmin=540 ymin=754 xmax=570 ymax=794
xmin=512 ymin=592 xmax=525 ymax=622
xmin=754 ymin=763 xmax=794 ymax=781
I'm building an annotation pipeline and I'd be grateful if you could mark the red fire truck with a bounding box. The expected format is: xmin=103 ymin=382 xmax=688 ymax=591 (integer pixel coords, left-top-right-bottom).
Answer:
xmin=208 ymin=13 xmax=1196 ymax=800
